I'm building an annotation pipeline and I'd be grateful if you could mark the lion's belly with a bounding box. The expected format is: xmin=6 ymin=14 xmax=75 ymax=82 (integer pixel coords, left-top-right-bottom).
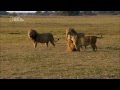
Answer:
xmin=39 ymin=37 xmax=49 ymax=43
xmin=80 ymin=37 xmax=90 ymax=46
xmin=36 ymin=35 xmax=49 ymax=43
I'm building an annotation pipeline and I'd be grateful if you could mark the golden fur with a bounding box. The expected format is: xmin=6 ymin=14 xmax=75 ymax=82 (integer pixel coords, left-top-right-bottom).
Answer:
xmin=66 ymin=39 xmax=77 ymax=52
xmin=66 ymin=27 xmax=103 ymax=52
xmin=66 ymin=28 xmax=85 ymax=51
xmin=66 ymin=28 xmax=78 ymax=50
xmin=28 ymin=29 xmax=59 ymax=48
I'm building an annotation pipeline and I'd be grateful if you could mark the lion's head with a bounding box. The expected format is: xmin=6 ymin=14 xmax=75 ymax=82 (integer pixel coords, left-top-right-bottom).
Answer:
xmin=66 ymin=27 xmax=78 ymax=38
xmin=28 ymin=29 xmax=38 ymax=40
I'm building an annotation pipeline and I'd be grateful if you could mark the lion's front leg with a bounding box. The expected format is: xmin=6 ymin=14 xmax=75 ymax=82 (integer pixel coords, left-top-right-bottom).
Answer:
xmin=73 ymin=41 xmax=77 ymax=50
xmin=67 ymin=39 xmax=71 ymax=47
xmin=33 ymin=41 xmax=37 ymax=48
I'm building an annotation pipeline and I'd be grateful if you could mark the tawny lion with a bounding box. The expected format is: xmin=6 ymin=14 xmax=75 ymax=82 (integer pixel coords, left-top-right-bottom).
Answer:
xmin=66 ymin=39 xmax=77 ymax=52
xmin=66 ymin=27 xmax=103 ymax=51
xmin=66 ymin=27 xmax=85 ymax=51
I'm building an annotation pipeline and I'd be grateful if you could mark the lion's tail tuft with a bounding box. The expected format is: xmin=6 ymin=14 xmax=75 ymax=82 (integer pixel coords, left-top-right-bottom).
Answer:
xmin=54 ymin=38 xmax=60 ymax=42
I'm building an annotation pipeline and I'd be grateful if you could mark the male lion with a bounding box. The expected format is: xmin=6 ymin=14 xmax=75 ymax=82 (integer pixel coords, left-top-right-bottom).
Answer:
xmin=66 ymin=27 xmax=78 ymax=38
xmin=66 ymin=27 xmax=85 ymax=51
xmin=80 ymin=35 xmax=103 ymax=51
xmin=66 ymin=28 xmax=103 ymax=52
xmin=28 ymin=29 xmax=59 ymax=48
xmin=66 ymin=28 xmax=78 ymax=50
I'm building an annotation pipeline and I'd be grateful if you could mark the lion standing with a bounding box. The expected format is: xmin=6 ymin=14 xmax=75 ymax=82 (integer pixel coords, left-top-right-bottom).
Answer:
xmin=28 ymin=29 xmax=59 ymax=48
xmin=66 ymin=28 xmax=84 ymax=52
xmin=66 ymin=27 xmax=103 ymax=52
xmin=66 ymin=28 xmax=78 ymax=50
xmin=80 ymin=35 xmax=103 ymax=51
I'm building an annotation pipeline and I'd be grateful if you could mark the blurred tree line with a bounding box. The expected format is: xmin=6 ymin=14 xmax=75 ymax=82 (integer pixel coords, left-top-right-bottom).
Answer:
xmin=0 ymin=11 xmax=9 ymax=15
xmin=0 ymin=11 xmax=120 ymax=16
xmin=36 ymin=11 xmax=120 ymax=16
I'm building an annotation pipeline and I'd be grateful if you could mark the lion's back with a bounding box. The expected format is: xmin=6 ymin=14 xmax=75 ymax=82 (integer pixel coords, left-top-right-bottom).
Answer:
xmin=38 ymin=33 xmax=54 ymax=43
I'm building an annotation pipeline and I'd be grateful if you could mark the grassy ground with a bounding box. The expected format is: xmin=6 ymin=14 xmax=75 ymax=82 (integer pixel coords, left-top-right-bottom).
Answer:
xmin=0 ymin=15 xmax=120 ymax=79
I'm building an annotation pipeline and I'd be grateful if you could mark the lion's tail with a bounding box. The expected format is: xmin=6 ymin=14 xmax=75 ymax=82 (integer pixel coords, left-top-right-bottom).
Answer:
xmin=96 ymin=35 xmax=104 ymax=39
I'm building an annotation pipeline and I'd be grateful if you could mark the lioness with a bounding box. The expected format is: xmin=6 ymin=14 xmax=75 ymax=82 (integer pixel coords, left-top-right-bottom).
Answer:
xmin=66 ymin=39 xmax=77 ymax=52
xmin=28 ymin=29 xmax=59 ymax=48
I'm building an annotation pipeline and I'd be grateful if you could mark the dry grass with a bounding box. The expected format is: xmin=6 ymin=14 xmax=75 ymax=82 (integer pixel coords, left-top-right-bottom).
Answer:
xmin=0 ymin=15 xmax=120 ymax=79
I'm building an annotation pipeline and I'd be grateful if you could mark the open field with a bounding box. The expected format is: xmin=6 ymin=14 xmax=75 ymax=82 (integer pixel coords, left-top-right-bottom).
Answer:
xmin=0 ymin=15 xmax=120 ymax=79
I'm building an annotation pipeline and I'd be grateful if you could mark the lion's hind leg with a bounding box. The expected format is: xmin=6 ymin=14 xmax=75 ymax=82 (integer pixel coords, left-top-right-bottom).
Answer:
xmin=46 ymin=42 xmax=49 ymax=47
xmin=50 ymin=41 xmax=55 ymax=47
xmin=91 ymin=44 xmax=97 ymax=51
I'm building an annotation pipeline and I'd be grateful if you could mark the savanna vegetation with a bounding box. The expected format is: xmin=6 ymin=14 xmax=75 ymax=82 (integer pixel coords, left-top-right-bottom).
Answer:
xmin=0 ymin=15 xmax=120 ymax=79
